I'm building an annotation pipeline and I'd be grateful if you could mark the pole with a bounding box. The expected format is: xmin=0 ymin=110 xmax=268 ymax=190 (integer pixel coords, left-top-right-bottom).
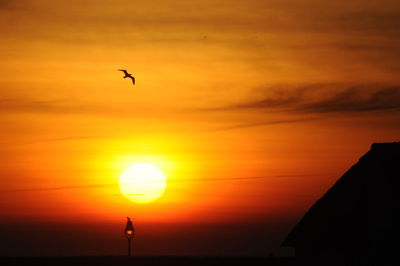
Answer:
xmin=128 ymin=238 xmax=132 ymax=256
xmin=125 ymin=217 xmax=134 ymax=256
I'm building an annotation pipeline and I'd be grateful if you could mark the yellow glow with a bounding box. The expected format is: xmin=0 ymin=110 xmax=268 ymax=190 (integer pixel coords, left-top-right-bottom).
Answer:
xmin=119 ymin=163 xmax=167 ymax=204
xmin=125 ymin=230 xmax=134 ymax=237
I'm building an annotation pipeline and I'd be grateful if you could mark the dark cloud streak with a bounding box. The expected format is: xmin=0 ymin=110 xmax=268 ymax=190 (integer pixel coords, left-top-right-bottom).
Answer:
xmin=0 ymin=174 xmax=319 ymax=193
xmin=213 ymin=84 xmax=400 ymax=114
xmin=0 ymin=98 xmax=91 ymax=114
xmin=0 ymin=97 xmax=171 ymax=118
xmin=208 ymin=117 xmax=319 ymax=131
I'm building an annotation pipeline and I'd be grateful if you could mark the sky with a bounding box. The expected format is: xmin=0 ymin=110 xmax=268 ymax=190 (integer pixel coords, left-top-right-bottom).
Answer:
xmin=0 ymin=0 xmax=400 ymax=256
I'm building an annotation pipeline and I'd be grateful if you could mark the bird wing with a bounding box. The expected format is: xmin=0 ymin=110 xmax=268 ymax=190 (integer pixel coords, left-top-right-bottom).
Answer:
xmin=118 ymin=69 xmax=129 ymax=75
xmin=129 ymin=76 xmax=135 ymax=85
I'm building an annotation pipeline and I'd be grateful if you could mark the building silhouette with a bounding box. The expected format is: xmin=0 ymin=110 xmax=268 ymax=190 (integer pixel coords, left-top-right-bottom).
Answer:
xmin=282 ymin=142 xmax=400 ymax=265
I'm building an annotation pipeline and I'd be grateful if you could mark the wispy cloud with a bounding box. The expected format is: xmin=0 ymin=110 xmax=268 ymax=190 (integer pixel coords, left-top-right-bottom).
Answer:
xmin=212 ymin=84 xmax=400 ymax=114
xmin=0 ymin=98 xmax=89 ymax=114
xmin=0 ymin=0 xmax=16 ymax=10
xmin=1 ymin=174 xmax=318 ymax=193
xmin=338 ymin=10 xmax=400 ymax=38
xmin=208 ymin=117 xmax=319 ymax=131
xmin=0 ymin=97 xmax=171 ymax=118
xmin=0 ymin=135 xmax=102 ymax=148
xmin=300 ymin=86 xmax=400 ymax=113
xmin=1 ymin=184 xmax=117 ymax=193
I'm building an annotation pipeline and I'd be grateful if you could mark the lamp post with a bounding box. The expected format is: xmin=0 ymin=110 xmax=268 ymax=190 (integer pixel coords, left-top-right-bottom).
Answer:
xmin=125 ymin=217 xmax=135 ymax=256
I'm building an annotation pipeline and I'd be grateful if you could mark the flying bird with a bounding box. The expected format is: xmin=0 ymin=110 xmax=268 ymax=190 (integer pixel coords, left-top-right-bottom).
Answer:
xmin=118 ymin=69 xmax=135 ymax=85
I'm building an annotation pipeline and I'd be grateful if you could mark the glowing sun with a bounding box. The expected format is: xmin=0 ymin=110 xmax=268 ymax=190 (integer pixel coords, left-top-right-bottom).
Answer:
xmin=119 ymin=163 xmax=167 ymax=204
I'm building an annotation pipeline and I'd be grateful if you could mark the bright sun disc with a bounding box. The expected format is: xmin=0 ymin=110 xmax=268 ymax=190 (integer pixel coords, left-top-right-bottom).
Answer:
xmin=119 ymin=163 xmax=167 ymax=204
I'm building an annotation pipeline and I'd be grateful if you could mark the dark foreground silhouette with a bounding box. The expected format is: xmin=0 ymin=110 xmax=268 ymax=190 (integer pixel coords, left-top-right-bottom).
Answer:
xmin=0 ymin=256 xmax=296 ymax=266
xmin=283 ymin=142 xmax=400 ymax=266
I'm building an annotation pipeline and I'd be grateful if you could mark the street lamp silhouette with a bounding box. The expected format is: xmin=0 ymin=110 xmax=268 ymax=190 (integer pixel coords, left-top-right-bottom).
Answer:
xmin=125 ymin=217 xmax=135 ymax=256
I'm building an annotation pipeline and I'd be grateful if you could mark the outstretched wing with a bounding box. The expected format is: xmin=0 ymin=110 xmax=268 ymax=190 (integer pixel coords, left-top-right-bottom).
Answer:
xmin=129 ymin=76 xmax=135 ymax=85
xmin=118 ymin=69 xmax=129 ymax=75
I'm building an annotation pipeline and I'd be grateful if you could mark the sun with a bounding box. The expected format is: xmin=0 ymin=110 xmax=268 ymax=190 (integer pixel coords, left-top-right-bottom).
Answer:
xmin=119 ymin=163 xmax=167 ymax=204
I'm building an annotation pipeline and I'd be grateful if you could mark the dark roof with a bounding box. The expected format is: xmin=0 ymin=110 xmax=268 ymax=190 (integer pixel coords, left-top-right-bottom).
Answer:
xmin=282 ymin=142 xmax=400 ymax=249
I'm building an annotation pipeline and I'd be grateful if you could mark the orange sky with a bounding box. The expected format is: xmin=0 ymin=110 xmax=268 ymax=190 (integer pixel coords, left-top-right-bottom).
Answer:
xmin=1 ymin=0 xmax=400 ymax=256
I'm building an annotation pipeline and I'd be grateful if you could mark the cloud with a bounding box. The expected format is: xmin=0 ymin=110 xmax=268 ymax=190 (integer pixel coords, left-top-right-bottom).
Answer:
xmin=0 ymin=0 xmax=14 ymax=9
xmin=208 ymin=117 xmax=319 ymax=131
xmin=0 ymin=98 xmax=89 ymax=114
xmin=214 ymin=84 xmax=400 ymax=114
xmin=0 ymin=136 xmax=102 ymax=148
xmin=2 ymin=184 xmax=117 ymax=192
xmin=300 ymin=86 xmax=400 ymax=113
xmin=0 ymin=97 xmax=170 ymax=118
xmin=338 ymin=10 xmax=400 ymax=38
xmin=1 ymin=174 xmax=317 ymax=193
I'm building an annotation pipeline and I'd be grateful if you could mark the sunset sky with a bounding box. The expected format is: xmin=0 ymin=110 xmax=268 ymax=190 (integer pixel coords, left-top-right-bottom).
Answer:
xmin=1 ymin=0 xmax=399 ymax=256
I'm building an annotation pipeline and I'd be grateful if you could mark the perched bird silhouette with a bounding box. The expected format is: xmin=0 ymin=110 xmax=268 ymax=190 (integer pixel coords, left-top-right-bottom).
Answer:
xmin=118 ymin=69 xmax=135 ymax=85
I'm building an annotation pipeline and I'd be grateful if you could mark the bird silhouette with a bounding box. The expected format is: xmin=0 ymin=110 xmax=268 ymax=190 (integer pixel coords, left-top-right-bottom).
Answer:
xmin=118 ymin=69 xmax=135 ymax=85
